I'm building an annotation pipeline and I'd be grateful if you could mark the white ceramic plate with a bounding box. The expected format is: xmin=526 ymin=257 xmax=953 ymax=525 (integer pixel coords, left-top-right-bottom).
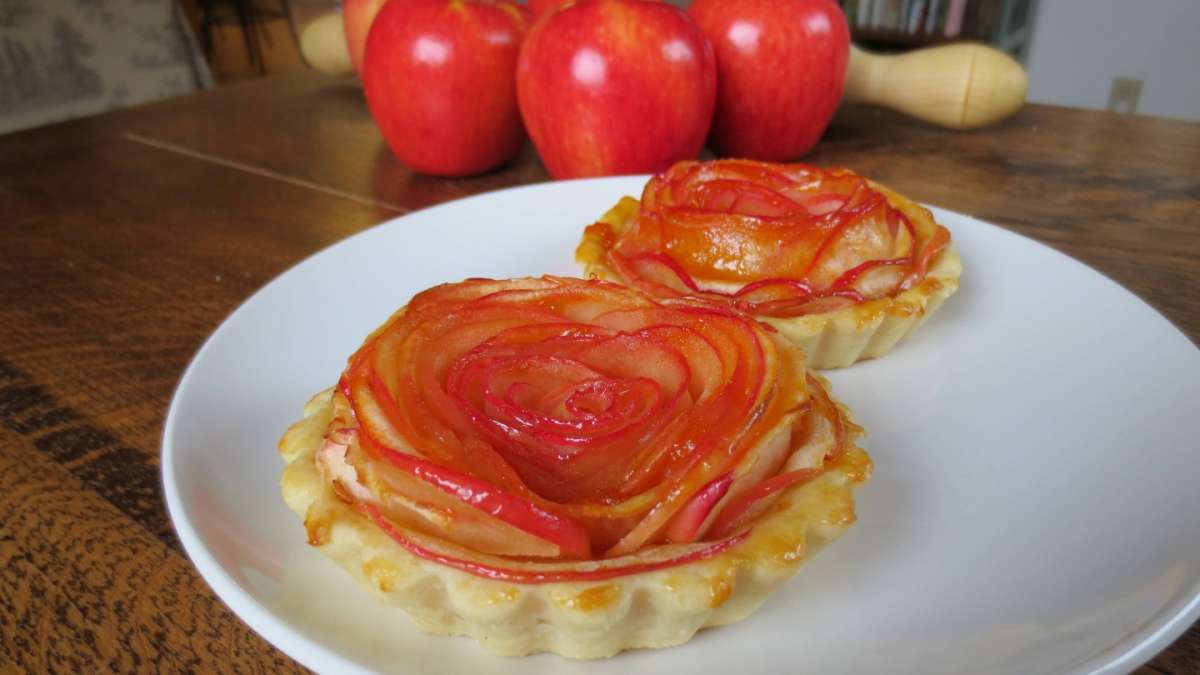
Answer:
xmin=162 ymin=177 xmax=1200 ymax=675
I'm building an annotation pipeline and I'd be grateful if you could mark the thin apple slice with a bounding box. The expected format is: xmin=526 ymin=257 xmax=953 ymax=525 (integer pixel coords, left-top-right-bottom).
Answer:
xmin=358 ymin=432 xmax=592 ymax=559
xmin=749 ymin=289 xmax=864 ymax=318
xmin=355 ymin=445 xmax=566 ymax=558
xmin=315 ymin=429 xmax=373 ymax=504
xmin=317 ymin=427 xmax=566 ymax=557
xmin=690 ymin=411 xmax=798 ymax=539
xmin=613 ymin=251 xmax=699 ymax=297
xmin=363 ymin=503 xmax=748 ymax=583
xmin=902 ymin=224 xmax=952 ymax=289
xmin=663 ymin=472 xmax=733 ymax=543
xmin=707 ymin=469 xmax=820 ymax=539
xmin=604 ymin=310 xmax=780 ymax=557
xmin=707 ymin=374 xmax=848 ymax=538
xmin=830 ymin=257 xmax=911 ymax=300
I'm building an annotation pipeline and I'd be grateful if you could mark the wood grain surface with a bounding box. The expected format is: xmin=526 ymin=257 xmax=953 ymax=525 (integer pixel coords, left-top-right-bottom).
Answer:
xmin=0 ymin=70 xmax=1196 ymax=674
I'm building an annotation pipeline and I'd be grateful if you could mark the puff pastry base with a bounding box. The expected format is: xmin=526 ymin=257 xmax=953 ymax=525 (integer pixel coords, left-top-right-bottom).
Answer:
xmin=279 ymin=387 xmax=870 ymax=659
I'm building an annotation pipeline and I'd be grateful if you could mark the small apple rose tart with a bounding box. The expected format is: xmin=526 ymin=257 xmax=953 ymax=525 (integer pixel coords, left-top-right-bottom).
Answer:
xmin=577 ymin=160 xmax=962 ymax=368
xmin=279 ymin=276 xmax=870 ymax=658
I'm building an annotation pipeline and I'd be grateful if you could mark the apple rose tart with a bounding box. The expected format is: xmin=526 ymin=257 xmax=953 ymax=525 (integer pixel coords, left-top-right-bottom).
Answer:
xmin=279 ymin=276 xmax=870 ymax=658
xmin=577 ymin=160 xmax=962 ymax=368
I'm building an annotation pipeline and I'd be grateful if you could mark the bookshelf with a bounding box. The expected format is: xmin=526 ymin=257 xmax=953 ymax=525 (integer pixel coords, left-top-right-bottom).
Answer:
xmin=839 ymin=0 xmax=1037 ymax=62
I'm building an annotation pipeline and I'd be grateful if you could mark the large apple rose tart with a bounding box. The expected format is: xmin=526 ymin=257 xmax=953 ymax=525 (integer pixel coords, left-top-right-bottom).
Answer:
xmin=279 ymin=276 xmax=870 ymax=658
xmin=577 ymin=160 xmax=962 ymax=368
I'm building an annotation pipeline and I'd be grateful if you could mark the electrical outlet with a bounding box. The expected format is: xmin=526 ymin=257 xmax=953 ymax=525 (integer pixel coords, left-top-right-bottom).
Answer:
xmin=1107 ymin=78 xmax=1143 ymax=114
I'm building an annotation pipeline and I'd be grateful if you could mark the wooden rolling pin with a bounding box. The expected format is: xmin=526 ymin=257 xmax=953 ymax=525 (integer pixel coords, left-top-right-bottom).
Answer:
xmin=845 ymin=43 xmax=1028 ymax=129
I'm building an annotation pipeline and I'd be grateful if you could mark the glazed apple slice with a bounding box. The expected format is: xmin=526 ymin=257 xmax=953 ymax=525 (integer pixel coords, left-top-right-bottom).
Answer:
xmin=362 ymin=448 xmax=571 ymax=559
xmin=317 ymin=429 xmax=579 ymax=558
xmin=829 ymin=258 xmax=911 ymax=299
xmin=603 ymin=308 xmax=778 ymax=557
xmin=902 ymin=224 xmax=952 ymax=289
xmin=357 ymin=431 xmax=592 ymax=559
xmin=707 ymin=469 xmax=820 ymax=539
xmin=363 ymin=503 xmax=748 ymax=583
xmin=343 ymin=343 xmax=594 ymax=557
xmin=681 ymin=410 xmax=797 ymax=541
xmin=707 ymin=375 xmax=848 ymax=538
xmin=748 ymin=289 xmax=864 ymax=318
xmin=662 ymin=472 xmax=732 ymax=543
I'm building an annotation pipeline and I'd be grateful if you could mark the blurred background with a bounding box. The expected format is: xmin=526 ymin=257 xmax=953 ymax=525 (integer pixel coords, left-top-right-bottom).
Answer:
xmin=189 ymin=0 xmax=1200 ymax=121
xmin=1 ymin=0 xmax=1197 ymax=135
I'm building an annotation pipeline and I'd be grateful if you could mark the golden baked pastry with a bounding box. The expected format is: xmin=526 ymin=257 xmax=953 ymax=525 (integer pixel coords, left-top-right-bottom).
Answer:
xmin=279 ymin=276 xmax=870 ymax=658
xmin=577 ymin=160 xmax=962 ymax=368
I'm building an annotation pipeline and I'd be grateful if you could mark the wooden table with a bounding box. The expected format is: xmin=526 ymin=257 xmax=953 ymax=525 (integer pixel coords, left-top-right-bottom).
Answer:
xmin=1 ymin=71 xmax=1197 ymax=673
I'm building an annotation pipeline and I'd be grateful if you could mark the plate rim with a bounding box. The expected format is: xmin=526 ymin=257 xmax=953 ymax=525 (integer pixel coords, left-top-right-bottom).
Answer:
xmin=160 ymin=176 xmax=1200 ymax=675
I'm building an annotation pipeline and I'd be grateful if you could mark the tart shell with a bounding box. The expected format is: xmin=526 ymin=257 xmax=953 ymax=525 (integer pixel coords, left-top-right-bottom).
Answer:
xmin=760 ymin=244 xmax=961 ymax=368
xmin=576 ymin=184 xmax=963 ymax=369
xmin=279 ymin=384 xmax=871 ymax=659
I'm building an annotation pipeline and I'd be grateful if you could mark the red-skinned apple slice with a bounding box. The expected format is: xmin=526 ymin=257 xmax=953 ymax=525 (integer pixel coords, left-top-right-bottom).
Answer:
xmin=319 ymin=433 xmax=564 ymax=558
xmin=363 ymin=503 xmax=748 ymax=583
xmin=693 ymin=412 xmax=798 ymax=531
xmin=707 ymin=469 xmax=820 ymax=539
xmin=663 ymin=472 xmax=733 ymax=543
xmin=605 ymin=309 xmax=778 ymax=557
xmin=830 ymin=257 xmax=912 ymax=295
xmin=356 ymin=431 xmax=592 ymax=559
xmin=750 ymin=289 xmax=864 ymax=318
xmin=903 ymin=224 xmax=952 ymax=289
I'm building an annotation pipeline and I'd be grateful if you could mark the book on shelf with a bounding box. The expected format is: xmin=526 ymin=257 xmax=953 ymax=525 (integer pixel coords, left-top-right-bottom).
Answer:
xmin=838 ymin=0 xmax=1012 ymax=42
xmin=856 ymin=0 xmax=872 ymax=29
xmin=944 ymin=0 xmax=966 ymax=37
xmin=883 ymin=0 xmax=903 ymax=30
xmin=924 ymin=0 xmax=941 ymax=34
xmin=842 ymin=0 xmax=858 ymax=26
xmin=908 ymin=0 xmax=928 ymax=34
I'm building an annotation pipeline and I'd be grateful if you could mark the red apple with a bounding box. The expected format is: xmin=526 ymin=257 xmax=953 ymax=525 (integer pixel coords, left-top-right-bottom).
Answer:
xmin=516 ymin=0 xmax=717 ymax=179
xmin=689 ymin=0 xmax=849 ymax=160
xmin=363 ymin=0 xmax=529 ymax=177
xmin=343 ymin=0 xmax=389 ymax=76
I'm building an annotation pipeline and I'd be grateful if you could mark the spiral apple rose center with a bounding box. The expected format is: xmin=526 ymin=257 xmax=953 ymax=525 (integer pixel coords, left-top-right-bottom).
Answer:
xmin=439 ymin=322 xmax=704 ymax=505
xmin=448 ymin=352 xmax=666 ymax=455
xmin=565 ymin=379 xmax=626 ymax=415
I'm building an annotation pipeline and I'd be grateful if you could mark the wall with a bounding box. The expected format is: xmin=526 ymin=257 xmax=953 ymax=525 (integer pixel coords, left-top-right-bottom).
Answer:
xmin=0 ymin=0 xmax=211 ymax=134
xmin=1024 ymin=0 xmax=1200 ymax=121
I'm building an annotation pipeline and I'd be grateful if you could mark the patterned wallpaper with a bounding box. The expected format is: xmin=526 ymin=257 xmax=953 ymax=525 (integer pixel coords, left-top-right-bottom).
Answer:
xmin=0 ymin=0 xmax=212 ymax=134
